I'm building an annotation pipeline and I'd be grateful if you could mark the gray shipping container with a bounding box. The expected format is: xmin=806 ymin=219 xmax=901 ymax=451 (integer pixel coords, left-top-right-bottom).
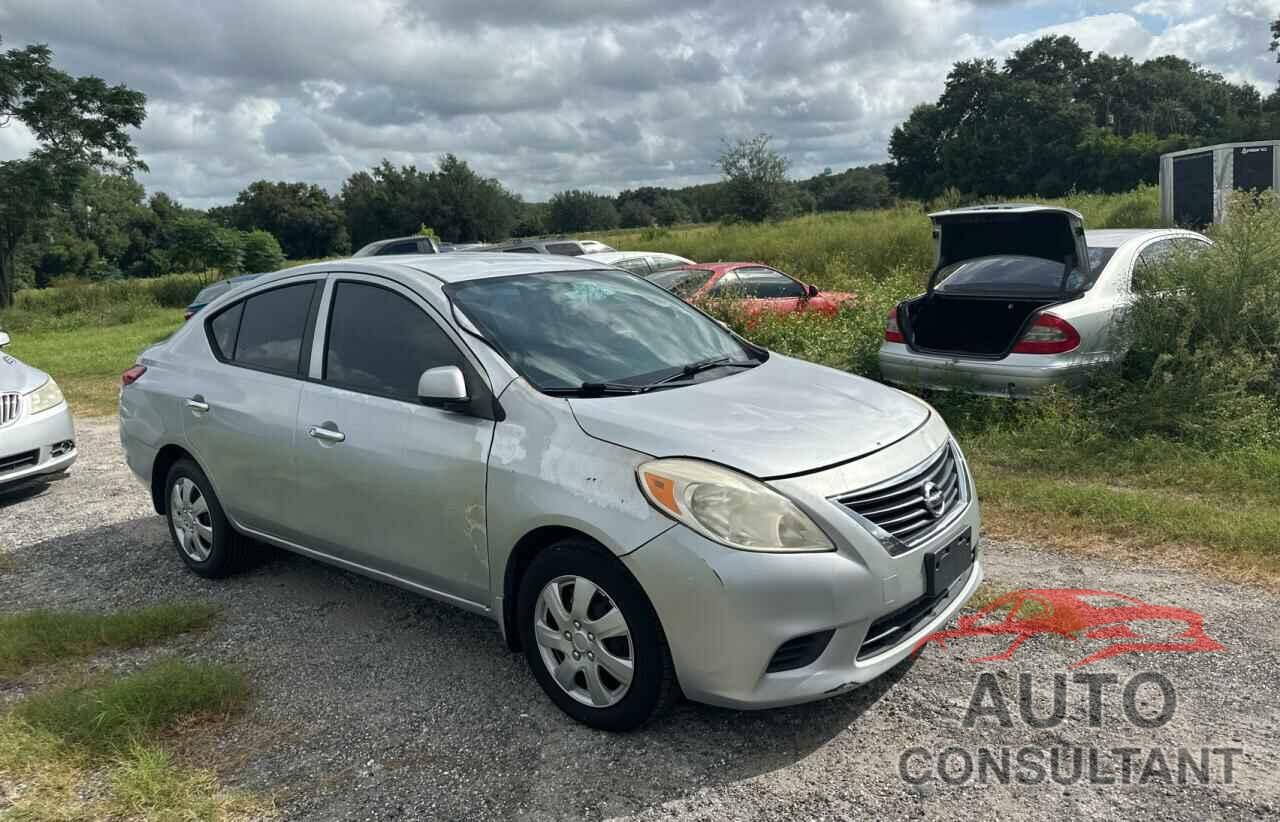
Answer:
xmin=1159 ymin=140 xmax=1280 ymax=226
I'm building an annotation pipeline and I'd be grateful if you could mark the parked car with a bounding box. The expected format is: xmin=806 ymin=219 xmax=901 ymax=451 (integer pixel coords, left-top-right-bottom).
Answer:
xmin=185 ymin=273 xmax=263 ymax=320
xmin=0 ymin=331 xmax=76 ymax=491
xmin=463 ymin=239 xmax=615 ymax=256
xmin=652 ymin=262 xmax=855 ymax=318
xmin=879 ymin=204 xmax=1211 ymax=397
xmin=578 ymin=251 xmax=695 ymax=276
xmin=119 ymin=253 xmax=981 ymax=730
xmin=353 ymin=235 xmax=442 ymax=257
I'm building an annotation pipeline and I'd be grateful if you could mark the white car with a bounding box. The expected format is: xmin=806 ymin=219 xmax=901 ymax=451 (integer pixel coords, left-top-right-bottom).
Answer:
xmin=0 ymin=331 xmax=76 ymax=490
xmin=577 ymin=251 xmax=695 ymax=276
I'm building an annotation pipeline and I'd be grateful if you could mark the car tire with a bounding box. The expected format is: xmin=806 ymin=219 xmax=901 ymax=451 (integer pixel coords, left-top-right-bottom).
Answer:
xmin=164 ymin=458 xmax=249 ymax=579
xmin=518 ymin=539 xmax=677 ymax=731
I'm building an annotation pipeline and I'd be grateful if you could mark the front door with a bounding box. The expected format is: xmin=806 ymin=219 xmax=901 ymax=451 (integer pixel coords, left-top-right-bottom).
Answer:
xmin=293 ymin=276 xmax=495 ymax=606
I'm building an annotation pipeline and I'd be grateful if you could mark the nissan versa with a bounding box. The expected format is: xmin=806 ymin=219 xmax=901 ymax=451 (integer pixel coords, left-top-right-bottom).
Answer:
xmin=119 ymin=253 xmax=982 ymax=731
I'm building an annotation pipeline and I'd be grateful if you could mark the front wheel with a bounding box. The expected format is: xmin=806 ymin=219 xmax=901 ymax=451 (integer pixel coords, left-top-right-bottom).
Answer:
xmin=518 ymin=540 xmax=677 ymax=731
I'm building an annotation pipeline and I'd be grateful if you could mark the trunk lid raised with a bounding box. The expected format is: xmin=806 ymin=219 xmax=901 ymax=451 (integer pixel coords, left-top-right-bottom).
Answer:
xmin=927 ymin=204 xmax=1089 ymax=288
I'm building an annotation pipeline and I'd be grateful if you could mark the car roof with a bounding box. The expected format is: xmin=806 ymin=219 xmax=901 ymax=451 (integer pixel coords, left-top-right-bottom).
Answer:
xmin=928 ymin=203 xmax=1085 ymax=220
xmin=1084 ymin=228 xmax=1171 ymax=248
xmin=283 ymin=252 xmax=609 ymax=285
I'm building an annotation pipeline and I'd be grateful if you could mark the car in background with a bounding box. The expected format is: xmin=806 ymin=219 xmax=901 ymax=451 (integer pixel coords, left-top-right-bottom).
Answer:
xmin=185 ymin=273 xmax=263 ymax=320
xmin=0 ymin=331 xmax=76 ymax=491
xmin=464 ymin=239 xmax=615 ymax=256
xmin=878 ymin=204 xmax=1211 ymax=398
xmin=652 ymin=262 xmax=855 ymax=318
xmin=578 ymin=251 xmax=694 ymax=276
xmin=119 ymin=253 xmax=980 ymax=731
xmin=353 ymin=235 xmax=442 ymax=257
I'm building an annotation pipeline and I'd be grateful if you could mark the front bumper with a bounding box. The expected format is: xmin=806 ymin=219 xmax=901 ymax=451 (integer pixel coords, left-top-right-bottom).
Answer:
xmin=0 ymin=402 xmax=76 ymax=489
xmin=878 ymin=343 xmax=1091 ymax=398
xmin=623 ymin=413 xmax=982 ymax=709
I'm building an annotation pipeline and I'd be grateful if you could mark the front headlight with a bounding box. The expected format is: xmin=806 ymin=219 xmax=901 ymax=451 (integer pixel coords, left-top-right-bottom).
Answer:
xmin=26 ymin=378 xmax=65 ymax=414
xmin=637 ymin=458 xmax=833 ymax=552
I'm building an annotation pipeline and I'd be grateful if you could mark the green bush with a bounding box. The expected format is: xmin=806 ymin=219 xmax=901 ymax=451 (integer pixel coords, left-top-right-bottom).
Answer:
xmin=0 ymin=273 xmax=206 ymax=332
xmin=241 ymin=229 xmax=286 ymax=273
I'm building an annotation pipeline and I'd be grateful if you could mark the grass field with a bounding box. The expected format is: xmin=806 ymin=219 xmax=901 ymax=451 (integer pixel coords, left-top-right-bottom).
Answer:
xmin=2 ymin=185 xmax=1276 ymax=583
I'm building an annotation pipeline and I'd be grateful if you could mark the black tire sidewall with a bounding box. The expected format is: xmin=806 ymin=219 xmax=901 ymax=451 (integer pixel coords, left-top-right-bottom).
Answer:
xmin=164 ymin=459 xmax=236 ymax=578
xmin=518 ymin=540 xmax=671 ymax=732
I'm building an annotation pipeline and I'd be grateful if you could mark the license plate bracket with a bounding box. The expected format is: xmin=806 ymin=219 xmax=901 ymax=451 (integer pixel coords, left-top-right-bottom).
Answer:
xmin=924 ymin=529 xmax=973 ymax=599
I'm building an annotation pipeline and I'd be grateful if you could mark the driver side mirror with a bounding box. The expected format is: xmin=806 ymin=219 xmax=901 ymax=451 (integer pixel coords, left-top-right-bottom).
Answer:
xmin=417 ymin=366 xmax=469 ymax=408
xmin=805 ymin=284 xmax=819 ymax=298
xmin=0 ymin=331 xmax=9 ymax=348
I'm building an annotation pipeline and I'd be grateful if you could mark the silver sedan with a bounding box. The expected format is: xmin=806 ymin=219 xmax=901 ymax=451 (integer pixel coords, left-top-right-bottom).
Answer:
xmin=879 ymin=204 xmax=1210 ymax=397
xmin=0 ymin=331 xmax=76 ymax=491
xmin=119 ymin=253 xmax=981 ymax=730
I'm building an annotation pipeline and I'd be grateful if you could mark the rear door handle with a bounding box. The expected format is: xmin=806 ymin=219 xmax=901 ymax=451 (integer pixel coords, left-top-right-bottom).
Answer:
xmin=186 ymin=396 xmax=210 ymax=412
xmin=307 ymin=425 xmax=346 ymax=443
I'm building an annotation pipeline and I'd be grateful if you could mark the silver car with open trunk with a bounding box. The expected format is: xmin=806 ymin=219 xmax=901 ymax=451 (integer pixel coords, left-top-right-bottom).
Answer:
xmin=120 ymin=253 xmax=981 ymax=730
xmin=879 ymin=204 xmax=1210 ymax=397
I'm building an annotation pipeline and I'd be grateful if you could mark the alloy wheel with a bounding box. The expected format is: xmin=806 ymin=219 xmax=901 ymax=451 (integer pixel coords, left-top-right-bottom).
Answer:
xmin=533 ymin=575 xmax=634 ymax=708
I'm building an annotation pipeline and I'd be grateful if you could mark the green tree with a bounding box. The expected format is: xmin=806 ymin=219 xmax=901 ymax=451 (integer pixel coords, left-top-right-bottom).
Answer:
xmin=717 ymin=134 xmax=790 ymax=222
xmin=240 ymin=229 xmax=285 ymax=272
xmin=0 ymin=40 xmax=147 ymax=305
xmin=221 ymin=180 xmax=348 ymax=259
xmin=547 ymin=190 xmax=619 ymax=233
xmin=428 ymin=154 xmax=520 ymax=242
xmin=170 ymin=215 xmax=243 ymax=280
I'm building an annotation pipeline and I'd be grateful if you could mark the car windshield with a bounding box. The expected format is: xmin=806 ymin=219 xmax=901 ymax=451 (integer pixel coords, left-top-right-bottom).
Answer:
xmin=935 ymin=253 xmax=1104 ymax=295
xmin=447 ymin=270 xmax=755 ymax=391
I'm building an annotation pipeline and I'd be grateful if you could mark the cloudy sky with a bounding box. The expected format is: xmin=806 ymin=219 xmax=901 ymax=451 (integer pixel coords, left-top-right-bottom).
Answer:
xmin=1 ymin=0 xmax=1278 ymax=208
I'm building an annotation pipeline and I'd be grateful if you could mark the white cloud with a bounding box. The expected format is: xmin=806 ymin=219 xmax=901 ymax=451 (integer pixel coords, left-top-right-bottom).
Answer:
xmin=0 ymin=0 xmax=1275 ymax=207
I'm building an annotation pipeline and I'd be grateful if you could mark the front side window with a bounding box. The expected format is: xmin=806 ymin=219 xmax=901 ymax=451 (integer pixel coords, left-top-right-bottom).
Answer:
xmin=546 ymin=243 xmax=582 ymax=256
xmin=729 ymin=267 xmax=806 ymax=299
xmin=231 ymin=283 xmax=316 ymax=373
xmin=447 ymin=270 xmax=754 ymax=391
xmin=324 ymin=282 xmax=463 ymax=401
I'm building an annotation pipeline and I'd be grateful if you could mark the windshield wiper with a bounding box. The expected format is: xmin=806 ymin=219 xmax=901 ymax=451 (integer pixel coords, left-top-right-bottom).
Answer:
xmin=645 ymin=356 xmax=758 ymax=388
xmin=543 ymin=382 xmax=645 ymax=397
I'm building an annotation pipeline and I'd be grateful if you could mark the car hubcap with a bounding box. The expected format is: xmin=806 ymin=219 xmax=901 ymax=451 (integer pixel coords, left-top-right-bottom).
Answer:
xmin=170 ymin=477 xmax=214 ymax=562
xmin=534 ymin=575 xmax=634 ymax=708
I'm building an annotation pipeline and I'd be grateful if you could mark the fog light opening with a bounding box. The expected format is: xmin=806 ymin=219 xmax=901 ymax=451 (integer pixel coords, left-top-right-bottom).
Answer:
xmin=50 ymin=440 xmax=75 ymax=457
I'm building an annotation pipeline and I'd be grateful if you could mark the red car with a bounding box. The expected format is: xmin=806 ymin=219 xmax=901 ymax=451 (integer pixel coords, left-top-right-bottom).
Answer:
xmin=649 ymin=262 xmax=855 ymax=318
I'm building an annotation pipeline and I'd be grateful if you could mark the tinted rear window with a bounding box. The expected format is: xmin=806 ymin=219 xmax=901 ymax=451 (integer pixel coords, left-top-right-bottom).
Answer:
xmin=233 ymin=283 xmax=316 ymax=373
xmin=935 ymin=255 xmax=1093 ymax=295
xmin=208 ymin=302 xmax=243 ymax=359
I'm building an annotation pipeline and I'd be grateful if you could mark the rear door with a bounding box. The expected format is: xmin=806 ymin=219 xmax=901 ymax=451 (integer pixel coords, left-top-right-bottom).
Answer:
xmin=184 ymin=278 xmax=322 ymax=536
xmin=292 ymin=275 xmax=496 ymax=605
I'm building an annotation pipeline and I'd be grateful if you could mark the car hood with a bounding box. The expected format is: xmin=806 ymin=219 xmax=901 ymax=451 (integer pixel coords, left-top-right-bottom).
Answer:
xmin=568 ymin=355 xmax=930 ymax=478
xmin=0 ymin=351 xmax=48 ymax=394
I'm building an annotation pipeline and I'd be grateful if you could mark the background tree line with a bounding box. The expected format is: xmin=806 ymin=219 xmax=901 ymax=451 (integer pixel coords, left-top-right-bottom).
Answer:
xmin=3 ymin=22 xmax=1278 ymax=300
xmin=890 ymin=34 xmax=1280 ymax=199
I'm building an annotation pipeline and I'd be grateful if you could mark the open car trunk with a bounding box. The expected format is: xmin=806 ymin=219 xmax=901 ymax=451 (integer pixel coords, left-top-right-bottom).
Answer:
xmin=900 ymin=204 xmax=1089 ymax=358
xmin=903 ymin=294 xmax=1059 ymax=357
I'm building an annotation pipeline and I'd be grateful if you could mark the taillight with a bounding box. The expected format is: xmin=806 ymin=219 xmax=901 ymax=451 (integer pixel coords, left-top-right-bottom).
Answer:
xmin=1012 ymin=313 xmax=1080 ymax=355
xmin=122 ymin=365 xmax=147 ymax=386
xmin=884 ymin=307 xmax=905 ymax=343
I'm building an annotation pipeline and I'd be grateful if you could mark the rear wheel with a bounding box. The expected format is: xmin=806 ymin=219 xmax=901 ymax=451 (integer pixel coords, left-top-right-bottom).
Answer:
xmin=518 ymin=540 xmax=676 ymax=731
xmin=164 ymin=459 xmax=249 ymax=578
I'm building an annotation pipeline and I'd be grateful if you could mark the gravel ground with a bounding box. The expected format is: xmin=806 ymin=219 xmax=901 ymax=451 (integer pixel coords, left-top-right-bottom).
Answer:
xmin=2 ymin=418 xmax=1277 ymax=821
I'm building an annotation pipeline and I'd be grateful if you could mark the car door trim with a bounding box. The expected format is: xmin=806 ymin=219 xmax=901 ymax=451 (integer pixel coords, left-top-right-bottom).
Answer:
xmin=232 ymin=519 xmax=493 ymax=616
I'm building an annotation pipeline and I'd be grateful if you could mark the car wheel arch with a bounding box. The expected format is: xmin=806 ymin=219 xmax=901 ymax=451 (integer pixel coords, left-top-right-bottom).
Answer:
xmin=500 ymin=526 xmax=654 ymax=653
xmin=150 ymin=444 xmax=213 ymax=515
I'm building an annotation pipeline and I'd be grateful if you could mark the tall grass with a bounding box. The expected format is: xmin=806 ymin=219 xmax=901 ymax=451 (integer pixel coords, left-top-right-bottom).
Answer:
xmin=0 ymin=273 xmax=206 ymax=333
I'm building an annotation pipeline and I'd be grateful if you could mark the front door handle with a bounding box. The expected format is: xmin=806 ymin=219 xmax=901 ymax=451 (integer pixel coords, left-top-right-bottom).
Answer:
xmin=186 ymin=396 xmax=210 ymax=412
xmin=307 ymin=425 xmax=346 ymax=443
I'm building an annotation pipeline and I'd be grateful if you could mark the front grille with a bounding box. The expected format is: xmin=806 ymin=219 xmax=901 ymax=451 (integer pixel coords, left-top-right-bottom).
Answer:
xmin=766 ymin=629 xmax=835 ymax=673
xmin=0 ymin=449 xmax=38 ymax=475
xmin=834 ymin=443 xmax=963 ymax=553
xmin=0 ymin=392 xmax=19 ymax=427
